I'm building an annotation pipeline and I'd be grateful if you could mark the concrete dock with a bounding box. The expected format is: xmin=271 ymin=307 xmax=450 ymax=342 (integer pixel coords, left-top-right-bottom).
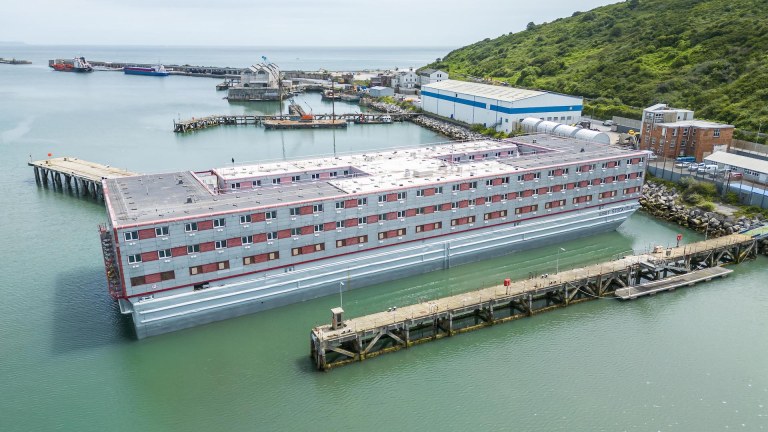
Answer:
xmin=29 ymin=157 xmax=138 ymax=199
xmin=310 ymin=234 xmax=757 ymax=370
xmin=173 ymin=113 xmax=412 ymax=133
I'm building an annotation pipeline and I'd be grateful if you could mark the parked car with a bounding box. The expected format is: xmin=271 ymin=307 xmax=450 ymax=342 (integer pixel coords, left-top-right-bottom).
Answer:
xmin=687 ymin=163 xmax=701 ymax=172
xmin=698 ymin=164 xmax=718 ymax=175
xmin=727 ymin=172 xmax=743 ymax=180
xmin=674 ymin=162 xmax=690 ymax=168
xmin=603 ymin=120 xmax=615 ymax=126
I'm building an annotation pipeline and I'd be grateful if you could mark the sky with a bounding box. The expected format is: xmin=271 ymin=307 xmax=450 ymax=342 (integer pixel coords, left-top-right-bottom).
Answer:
xmin=2 ymin=0 xmax=619 ymax=47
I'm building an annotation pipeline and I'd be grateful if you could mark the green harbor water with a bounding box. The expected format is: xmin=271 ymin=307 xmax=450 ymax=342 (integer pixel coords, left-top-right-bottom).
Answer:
xmin=1 ymin=47 xmax=767 ymax=431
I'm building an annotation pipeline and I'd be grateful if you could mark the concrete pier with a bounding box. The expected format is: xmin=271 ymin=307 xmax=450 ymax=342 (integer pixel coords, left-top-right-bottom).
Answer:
xmin=310 ymin=234 xmax=757 ymax=371
xmin=29 ymin=157 xmax=138 ymax=200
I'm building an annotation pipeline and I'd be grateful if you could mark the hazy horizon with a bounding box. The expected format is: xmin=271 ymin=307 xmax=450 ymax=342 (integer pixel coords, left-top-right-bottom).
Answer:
xmin=3 ymin=0 xmax=618 ymax=47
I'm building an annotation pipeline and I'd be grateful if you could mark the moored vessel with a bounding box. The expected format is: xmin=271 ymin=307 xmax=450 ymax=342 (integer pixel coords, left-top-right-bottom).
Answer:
xmin=100 ymin=133 xmax=647 ymax=338
xmin=124 ymin=64 xmax=169 ymax=76
xmin=51 ymin=56 xmax=93 ymax=72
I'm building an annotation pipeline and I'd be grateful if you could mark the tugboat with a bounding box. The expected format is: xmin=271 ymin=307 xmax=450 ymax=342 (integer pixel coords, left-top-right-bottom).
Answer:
xmin=51 ymin=57 xmax=93 ymax=73
xmin=124 ymin=64 xmax=169 ymax=76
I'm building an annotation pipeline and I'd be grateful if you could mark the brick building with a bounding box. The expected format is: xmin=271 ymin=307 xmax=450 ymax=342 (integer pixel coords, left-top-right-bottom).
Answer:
xmin=639 ymin=104 xmax=733 ymax=161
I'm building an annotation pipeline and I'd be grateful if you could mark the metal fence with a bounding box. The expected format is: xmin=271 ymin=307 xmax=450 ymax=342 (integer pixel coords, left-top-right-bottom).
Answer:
xmin=648 ymin=161 xmax=768 ymax=209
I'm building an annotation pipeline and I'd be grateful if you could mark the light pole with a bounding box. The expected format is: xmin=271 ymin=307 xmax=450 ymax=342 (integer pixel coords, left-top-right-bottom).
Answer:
xmin=556 ymin=247 xmax=566 ymax=274
xmin=339 ymin=281 xmax=344 ymax=308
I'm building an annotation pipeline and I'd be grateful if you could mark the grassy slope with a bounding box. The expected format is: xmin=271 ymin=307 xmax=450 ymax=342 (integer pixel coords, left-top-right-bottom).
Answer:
xmin=428 ymin=0 xmax=768 ymax=133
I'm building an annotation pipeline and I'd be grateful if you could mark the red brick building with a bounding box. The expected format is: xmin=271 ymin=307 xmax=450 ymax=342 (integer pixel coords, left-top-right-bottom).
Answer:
xmin=640 ymin=120 xmax=733 ymax=162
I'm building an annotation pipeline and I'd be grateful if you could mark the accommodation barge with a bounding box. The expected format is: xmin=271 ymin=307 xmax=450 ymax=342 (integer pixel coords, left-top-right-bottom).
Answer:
xmin=100 ymin=134 xmax=647 ymax=338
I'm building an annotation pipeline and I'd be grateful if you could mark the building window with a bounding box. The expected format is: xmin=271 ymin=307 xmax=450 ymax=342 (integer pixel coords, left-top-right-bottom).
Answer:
xmin=357 ymin=217 xmax=367 ymax=225
xmin=215 ymin=240 xmax=227 ymax=249
xmin=184 ymin=222 xmax=198 ymax=232
xmin=242 ymin=235 xmax=253 ymax=245
xmin=417 ymin=189 xmax=424 ymax=197
xmin=290 ymin=207 xmax=300 ymax=216
xmin=291 ymin=175 xmax=301 ymax=183
xmin=272 ymin=178 xmax=281 ymax=185
xmin=231 ymin=182 xmax=240 ymax=190
xmin=451 ymin=202 xmax=459 ymax=209
xmin=311 ymin=173 xmax=320 ymax=180
xmin=240 ymin=214 xmax=251 ymax=224
xmin=485 ymin=179 xmax=493 ymax=186
xmin=128 ymin=254 xmax=141 ymax=264
xmin=336 ymin=221 xmax=343 ymax=229
xmin=378 ymin=213 xmax=388 ymax=221
xmin=267 ymin=231 xmax=277 ymax=240
xmin=158 ymin=249 xmax=171 ymax=259
xmin=329 ymin=172 xmax=337 ymax=178
xmin=397 ymin=191 xmax=407 ymax=200
xmin=187 ymin=244 xmax=200 ymax=254
xmin=155 ymin=226 xmax=169 ymax=236
xmin=124 ymin=231 xmax=138 ymax=241
xmin=291 ymin=228 xmax=301 ymax=236
xmin=213 ymin=218 xmax=225 ymax=228
xmin=254 ymin=180 xmax=262 ymax=187
xmin=714 ymin=129 xmax=721 ymax=138
xmin=314 ymin=224 xmax=324 ymax=233
xmin=313 ymin=204 xmax=323 ymax=213
xmin=335 ymin=201 xmax=344 ymax=209
xmin=397 ymin=210 xmax=406 ymax=218
xmin=357 ymin=198 xmax=367 ymax=206
xmin=469 ymin=181 xmax=478 ymax=189
xmin=452 ymin=184 xmax=460 ymax=191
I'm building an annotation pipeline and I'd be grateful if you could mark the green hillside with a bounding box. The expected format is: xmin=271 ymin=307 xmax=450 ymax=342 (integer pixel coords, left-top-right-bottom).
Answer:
xmin=428 ymin=0 xmax=768 ymax=138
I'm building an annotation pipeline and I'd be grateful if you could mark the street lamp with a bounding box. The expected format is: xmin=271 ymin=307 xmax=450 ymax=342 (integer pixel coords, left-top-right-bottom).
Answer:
xmin=556 ymin=247 xmax=566 ymax=274
xmin=339 ymin=281 xmax=344 ymax=308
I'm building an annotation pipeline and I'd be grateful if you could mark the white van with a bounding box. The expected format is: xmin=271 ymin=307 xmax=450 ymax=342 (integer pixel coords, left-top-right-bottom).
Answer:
xmin=697 ymin=164 xmax=718 ymax=174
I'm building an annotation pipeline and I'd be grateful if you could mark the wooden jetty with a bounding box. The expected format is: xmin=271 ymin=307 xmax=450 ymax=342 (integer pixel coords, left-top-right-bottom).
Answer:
xmin=310 ymin=234 xmax=757 ymax=371
xmin=29 ymin=157 xmax=138 ymax=200
xmin=173 ymin=113 xmax=414 ymax=133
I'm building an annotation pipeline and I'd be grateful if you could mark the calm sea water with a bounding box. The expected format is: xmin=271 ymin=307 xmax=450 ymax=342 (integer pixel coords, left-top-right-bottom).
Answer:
xmin=0 ymin=47 xmax=766 ymax=431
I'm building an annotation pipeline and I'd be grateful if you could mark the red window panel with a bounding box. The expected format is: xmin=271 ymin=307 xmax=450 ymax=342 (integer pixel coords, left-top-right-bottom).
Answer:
xmin=346 ymin=237 xmax=360 ymax=245
xmin=240 ymin=181 xmax=252 ymax=188
xmin=554 ymin=169 xmax=564 ymax=176
xmin=323 ymin=222 xmax=336 ymax=231
xmin=492 ymin=195 xmax=502 ymax=202
xmin=344 ymin=199 xmax=357 ymax=208
xmin=566 ymin=183 xmax=575 ymax=190
xmin=252 ymin=253 xmax=268 ymax=264
xmin=579 ymin=180 xmax=589 ymax=188
xmin=198 ymin=220 xmax=214 ymax=230
xmin=138 ymin=228 xmax=156 ymax=240
xmin=523 ymin=173 xmax=535 ymax=181
xmin=405 ymin=209 xmax=417 ymax=217
xmin=631 ymin=158 xmax=641 ymax=164
xmin=617 ymin=174 xmax=626 ymax=181
xmin=141 ymin=251 xmax=158 ymax=262
xmin=300 ymin=226 xmax=313 ymax=235
xmin=386 ymin=212 xmax=397 ymax=220
xmin=460 ymin=183 xmax=470 ymax=191
xmin=229 ymin=237 xmax=243 ymax=247
xmin=475 ymin=197 xmax=486 ymax=205
xmin=386 ymin=193 xmax=398 ymax=202
xmin=537 ymin=187 xmax=549 ymax=195
xmin=548 ymin=200 xmax=565 ymax=208
xmin=299 ymin=206 xmax=313 ymax=215
xmin=145 ymin=273 xmax=162 ymax=284
xmin=423 ymin=188 xmax=435 ymax=197
xmin=607 ymin=161 xmax=617 ymax=168
xmin=253 ymin=212 xmax=266 ymax=222
xmin=522 ymin=189 xmax=534 ymax=197
xmin=200 ymin=242 xmax=215 ymax=252
xmin=507 ymin=192 xmax=518 ymax=199
xmin=629 ymin=173 xmax=638 ymax=179
xmin=580 ymin=165 xmax=592 ymax=172
xmin=492 ymin=178 xmax=503 ymax=186
xmin=423 ymin=206 xmax=435 ymax=214
xmin=440 ymin=202 xmax=452 ymax=211
xmin=367 ymin=215 xmax=378 ymax=223
xmin=301 ymin=245 xmax=315 ymax=254
xmin=280 ymin=176 xmax=292 ymax=184
xmin=459 ymin=200 xmax=469 ymax=208
xmin=320 ymin=172 xmax=331 ymax=179
xmin=344 ymin=218 xmax=357 ymax=228
xmin=552 ymin=185 xmax=563 ymax=192
xmin=591 ymin=178 xmax=602 ymax=186
xmin=202 ymin=263 xmax=218 ymax=273
xmin=605 ymin=176 xmax=615 ymax=183
xmin=277 ymin=229 xmax=291 ymax=239
xmin=171 ymin=246 xmax=187 ymax=257
xmin=253 ymin=233 xmax=267 ymax=243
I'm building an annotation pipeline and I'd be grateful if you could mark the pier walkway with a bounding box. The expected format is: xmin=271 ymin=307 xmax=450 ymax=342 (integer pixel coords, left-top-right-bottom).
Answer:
xmin=29 ymin=157 xmax=138 ymax=199
xmin=310 ymin=234 xmax=756 ymax=370
xmin=173 ymin=113 xmax=415 ymax=133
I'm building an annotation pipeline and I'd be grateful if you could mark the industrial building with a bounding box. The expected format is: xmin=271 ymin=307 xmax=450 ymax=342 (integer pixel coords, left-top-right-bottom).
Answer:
xmin=369 ymin=86 xmax=394 ymax=98
xmin=421 ymin=80 xmax=583 ymax=133
xmin=704 ymin=151 xmax=768 ymax=184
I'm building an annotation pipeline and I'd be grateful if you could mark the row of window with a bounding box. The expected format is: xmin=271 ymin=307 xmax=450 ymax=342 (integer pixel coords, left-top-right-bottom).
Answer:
xmin=124 ymin=174 xmax=645 ymax=242
xmin=229 ymin=170 xmax=353 ymax=189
